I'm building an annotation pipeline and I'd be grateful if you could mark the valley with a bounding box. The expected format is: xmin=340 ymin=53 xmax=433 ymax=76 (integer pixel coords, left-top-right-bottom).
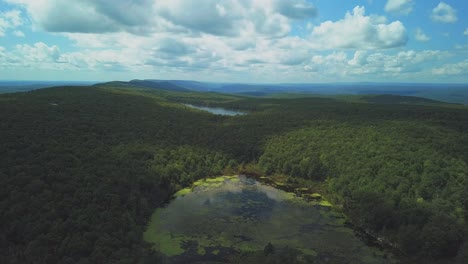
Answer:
xmin=0 ymin=84 xmax=467 ymax=264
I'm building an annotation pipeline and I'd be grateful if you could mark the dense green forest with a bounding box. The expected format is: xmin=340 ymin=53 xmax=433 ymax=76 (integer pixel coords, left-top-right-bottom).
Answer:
xmin=0 ymin=85 xmax=467 ymax=263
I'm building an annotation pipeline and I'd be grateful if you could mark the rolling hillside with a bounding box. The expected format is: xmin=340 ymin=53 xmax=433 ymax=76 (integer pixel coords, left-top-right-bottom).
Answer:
xmin=1 ymin=84 xmax=467 ymax=263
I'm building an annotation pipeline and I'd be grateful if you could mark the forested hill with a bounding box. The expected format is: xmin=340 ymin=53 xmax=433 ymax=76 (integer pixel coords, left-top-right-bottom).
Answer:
xmin=1 ymin=85 xmax=467 ymax=264
xmin=96 ymin=79 xmax=468 ymax=105
xmin=360 ymin=94 xmax=456 ymax=105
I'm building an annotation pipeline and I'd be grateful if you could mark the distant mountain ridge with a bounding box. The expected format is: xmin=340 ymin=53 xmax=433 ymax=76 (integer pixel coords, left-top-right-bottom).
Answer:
xmin=361 ymin=94 xmax=451 ymax=105
xmin=2 ymin=79 xmax=467 ymax=105
xmin=0 ymin=81 xmax=96 ymax=94
xmin=128 ymin=80 xmax=190 ymax=92
xmin=94 ymin=80 xmax=190 ymax=93
xmin=98 ymin=79 xmax=468 ymax=105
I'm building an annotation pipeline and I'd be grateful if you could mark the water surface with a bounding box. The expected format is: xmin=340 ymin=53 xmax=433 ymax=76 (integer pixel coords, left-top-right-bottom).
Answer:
xmin=144 ymin=176 xmax=394 ymax=263
xmin=184 ymin=104 xmax=246 ymax=116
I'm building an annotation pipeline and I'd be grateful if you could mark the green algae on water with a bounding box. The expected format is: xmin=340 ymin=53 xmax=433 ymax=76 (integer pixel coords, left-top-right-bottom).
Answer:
xmin=318 ymin=199 xmax=333 ymax=207
xmin=173 ymin=187 xmax=192 ymax=197
xmin=143 ymin=209 xmax=185 ymax=256
xmin=144 ymin=175 xmax=395 ymax=263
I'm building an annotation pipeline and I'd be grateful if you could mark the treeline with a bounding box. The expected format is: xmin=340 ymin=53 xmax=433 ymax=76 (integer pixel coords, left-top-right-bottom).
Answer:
xmin=259 ymin=121 xmax=467 ymax=260
xmin=0 ymin=87 xmax=234 ymax=263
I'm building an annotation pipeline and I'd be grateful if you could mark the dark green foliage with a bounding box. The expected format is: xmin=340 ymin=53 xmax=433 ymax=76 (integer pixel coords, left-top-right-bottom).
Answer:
xmin=258 ymin=122 xmax=467 ymax=259
xmin=1 ymin=85 xmax=467 ymax=263
xmin=0 ymin=87 xmax=232 ymax=263
xmin=264 ymin=242 xmax=275 ymax=256
xmin=361 ymin=94 xmax=452 ymax=105
xmin=232 ymin=246 xmax=313 ymax=264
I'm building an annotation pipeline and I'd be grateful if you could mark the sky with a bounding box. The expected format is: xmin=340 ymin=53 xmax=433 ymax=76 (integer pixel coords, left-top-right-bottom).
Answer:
xmin=0 ymin=0 xmax=467 ymax=83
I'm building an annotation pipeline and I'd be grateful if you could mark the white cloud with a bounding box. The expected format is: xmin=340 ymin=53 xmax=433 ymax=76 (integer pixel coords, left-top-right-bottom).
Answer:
xmin=154 ymin=0 xmax=301 ymax=38
xmin=0 ymin=10 xmax=23 ymax=36
xmin=454 ymin=44 xmax=468 ymax=51
xmin=415 ymin=28 xmax=430 ymax=42
xmin=15 ymin=42 xmax=60 ymax=62
xmin=310 ymin=6 xmax=407 ymax=49
xmin=385 ymin=0 xmax=414 ymax=15
xmin=155 ymin=0 xmax=243 ymax=36
xmin=432 ymin=60 xmax=468 ymax=76
xmin=1 ymin=37 xmax=463 ymax=82
xmin=6 ymin=0 xmax=156 ymax=34
xmin=2 ymin=1 xmax=466 ymax=83
xmin=348 ymin=51 xmax=368 ymax=66
xmin=8 ymin=0 xmax=316 ymax=38
xmin=343 ymin=50 xmax=451 ymax=80
xmin=303 ymin=50 xmax=451 ymax=81
xmin=59 ymin=49 xmax=138 ymax=71
xmin=464 ymin=28 xmax=468 ymax=36
xmin=274 ymin=0 xmax=317 ymax=19
xmin=13 ymin=30 xmax=24 ymax=37
xmin=0 ymin=43 xmax=61 ymax=71
xmin=156 ymin=38 xmax=194 ymax=56
xmin=431 ymin=2 xmax=457 ymax=23
xmin=0 ymin=41 xmax=140 ymax=73
xmin=14 ymin=1 xmax=318 ymax=75
xmin=304 ymin=52 xmax=350 ymax=78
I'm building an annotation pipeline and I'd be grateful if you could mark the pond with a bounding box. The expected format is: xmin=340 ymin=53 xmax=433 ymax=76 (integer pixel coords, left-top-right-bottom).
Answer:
xmin=184 ymin=104 xmax=246 ymax=116
xmin=144 ymin=175 xmax=395 ymax=264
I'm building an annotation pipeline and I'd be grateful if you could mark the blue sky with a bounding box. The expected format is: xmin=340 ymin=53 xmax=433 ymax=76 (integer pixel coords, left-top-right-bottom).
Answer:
xmin=0 ymin=0 xmax=466 ymax=83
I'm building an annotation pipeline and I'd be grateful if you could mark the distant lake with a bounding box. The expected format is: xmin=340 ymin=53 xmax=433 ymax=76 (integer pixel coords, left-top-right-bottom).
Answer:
xmin=184 ymin=104 xmax=246 ymax=116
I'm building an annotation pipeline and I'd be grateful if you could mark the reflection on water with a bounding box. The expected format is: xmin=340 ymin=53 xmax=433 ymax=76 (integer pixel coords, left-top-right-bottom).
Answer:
xmin=144 ymin=176 xmax=395 ymax=264
xmin=184 ymin=104 xmax=246 ymax=116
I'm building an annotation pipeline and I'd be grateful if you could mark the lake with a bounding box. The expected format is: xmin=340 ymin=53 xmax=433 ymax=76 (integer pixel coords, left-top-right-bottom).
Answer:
xmin=184 ymin=104 xmax=246 ymax=116
xmin=144 ymin=175 xmax=395 ymax=263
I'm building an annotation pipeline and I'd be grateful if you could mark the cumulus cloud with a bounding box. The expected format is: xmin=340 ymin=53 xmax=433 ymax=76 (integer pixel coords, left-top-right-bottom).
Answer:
xmin=6 ymin=0 xmax=156 ymax=34
xmin=155 ymin=1 xmax=243 ymax=36
xmin=275 ymin=0 xmax=318 ymax=19
xmin=1 ymin=37 xmax=462 ymax=82
xmin=58 ymin=49 xmax=136 ymax=71
xmin=348 ymin=51 xmax=368 ymax=66
xmin=0 ymin=10 xmax=23 ymax=36
xmin=340 ymin=50 xmax=449 ymax=78
xmin=2 ymin=1 xmax=466 ymax=83
xmin=154 ymin=0 xmax=296 ymax=38
xmin=278 ymin=51 xmax=309 ymax=66
xmin=415 ymin=28 xmax=430 ymax=42
xmin=385 ymin=0 xmax=414 ymax=15
xmin=464 ymin=29 xmax=468 ymax=36
xmin=13 ymin=30 xmax=24 ymax=37
xmin=432 ymin=60 xmax=468 ymax=75
xmin=307 ymin=50 xmax=435 ymax=80
xmin=310 ymin=6 xmax=408 ymax=49
xmin=301 ymin=49 xmax=450 ymax=81
xmin=15 ymin=42 xmax=60 ymax=62
xmin=1 ymin=41 xmax=138 ymax=73
xmin=157 ymin=38 xmax=194 ymax=56
xmin=0 ymin=42 xmax=64 ymax=71
xmin=431 ymin=2 xmax=457 ymax=23
xmin=8 ymin=0 xmax=316 ymax=37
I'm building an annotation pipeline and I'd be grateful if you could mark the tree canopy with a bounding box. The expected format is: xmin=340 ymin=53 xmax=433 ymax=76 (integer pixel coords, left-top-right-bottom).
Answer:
xmin=1 ymin=85 xmax=467 ymax=263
